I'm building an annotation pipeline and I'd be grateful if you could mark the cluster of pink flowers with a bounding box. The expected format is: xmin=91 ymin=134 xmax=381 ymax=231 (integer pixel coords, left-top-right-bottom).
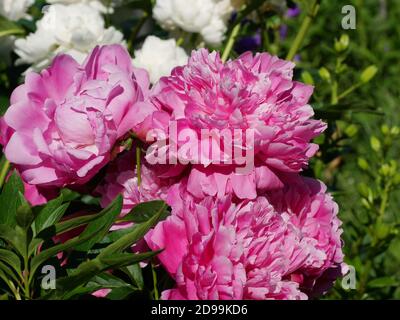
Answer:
xmin=0 ymin=44 xmax=344 ymax=300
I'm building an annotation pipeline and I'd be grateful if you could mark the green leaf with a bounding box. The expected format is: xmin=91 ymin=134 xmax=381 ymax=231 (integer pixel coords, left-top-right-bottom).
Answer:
xmin=74 ymin=196 xmax=123 ymax=251
xmin=99 ymin=252 xmax=155 ymax=266
xmin=0 ymin=224 xmax=26 ymax=257
xmin=0 ymin=16 xmax=25 ymax=38
xmin=15 ymin=192 xmax=34 ymax=230
xmin=29 ymin=201 xmax=69 ymax=254
xmin=0 ymin=96 xmax=9 ymax=116
xmin=0 ymin=261 xmax=20 ymax=284
xmin=301 ymin=71 xmax=314 ymax=85
xmin=121 ymin=200 xmax=169 ymax=223
xmin=103 ymin=225 xmax=136 ymax=243
xmin=106 ymin=287 xmax=136 ymax=300
xmin=56 ymin=284 xmax=104 ymax=300
xmin=122 ymin=264 xmax=144 ymax=290
xmin=0 ymin=249 xmax=21 ymax=274
xmin=0 ymin=224 xmax=17 ymax=246
xmin=60 ymin=188 xmax=80 ymax=202
xmin=89 ymin=273 xmax=135 ymax=289
xmin=368 ymin=277 xmax=399 ymax=288
xmin=81 ymin=195 xmax=100 ymax=206
xmin=44 ymin=251 xmax=158 ymax=299
xmin=0 ymin=293 xmax=9 ymax=300
xmin=30 ymin=235 xmax=90 ymax=277
xmin=36 ymin=214 xmax=99 ymax=240
xmin=99 ymin=202 xmax=167 ymax=258
xmin=36 ymin=196 xmax=121 ymax=241
xmin=33 ymin=195 xmax=66 ymax=235
xmin=88 ymin=273 xmax=137 ymax=298
xmin=0 ymin=171 xmax=24 ymax=226
xmin=30 ymin=196 xmax=123 ymax=275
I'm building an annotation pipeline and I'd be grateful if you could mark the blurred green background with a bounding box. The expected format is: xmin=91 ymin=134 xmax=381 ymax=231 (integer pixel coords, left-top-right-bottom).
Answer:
xmin=287 ymin=0 xmax=400 ymax=299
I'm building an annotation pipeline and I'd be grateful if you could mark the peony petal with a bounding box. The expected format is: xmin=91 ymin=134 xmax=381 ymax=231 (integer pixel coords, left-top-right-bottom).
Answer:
xmin=5 ymin=132 xmax=42 ymax=165
xmin=22 ymin=166 xmax=59 ymax=185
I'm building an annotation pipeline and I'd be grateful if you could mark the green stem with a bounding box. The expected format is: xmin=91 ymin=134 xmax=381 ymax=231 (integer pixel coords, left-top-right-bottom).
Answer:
xmin=128 ymin=13 xmax=148 ymax=53
xmin=23 ymin=257 xmax=30 ymax=299
xmin=337 ymin=83 xmax=362 ymax=101
xmin=379 ymin=181 xmax=391 ymax=217
xmin=0 ymin=159 xmax=10 ymax=189
xmin=331 ymin=80 xmax=339 ymax=105
xmin=176 ymin=31 xmax=188 ymax=46
xmin=358 ymin=259 xmax=372 ymax=298
xmin=151 ymin=262 xmax=159 ymax=300
xmin=176 ymin=37 xmax=184 ymax=46
xmin=286 ymin=0 xmax=320 ymax=61
xmin=9 ymin=281 xmax=21 ymax=300
xmin=257 ymin=11 xmax=269 ymax=51
xmin=221 ymin=23 xmax=241 ymax=62
xmin=136 ymin=145 xmax=142 ymax=186
xmin=104 ymin=0 xmax=113 ymax=27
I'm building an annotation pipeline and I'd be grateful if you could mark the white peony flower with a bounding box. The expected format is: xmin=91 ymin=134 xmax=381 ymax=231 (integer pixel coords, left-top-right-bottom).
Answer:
xmin=14 ymin=3 xmax=124 ymax=71
xmin=153 ymin=0 xmax=234 ymax=45
xmin=133 ymin=36 xmax=188 ymax=84
xmin=0 ymin=0 xmax=34 ymax=65
xmin=0 ymin=0 xmax=34 ymax=21
xmin=46 ymin=0 xmax=113 ymax=13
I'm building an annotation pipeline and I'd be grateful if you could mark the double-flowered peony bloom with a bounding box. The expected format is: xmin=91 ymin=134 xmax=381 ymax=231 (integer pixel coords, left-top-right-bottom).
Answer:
xmin=0 ymin=36 xmax=344 ymax=300
xmin=146 ymin=176 xmax=343 ymax=300
xmin=133 ymin=36 xmax=188 ymax=84
xmin=0 ymin=0 xmax=34 ymax=21
xmin=46 ymin=0 xmax=111 ymax=13
xmin=132 ymin=49 xmax=326 ymax=200
xmin=153 ymin=0 xmax=235 ymax=45
xmin=0 ymin=0 xmax=34 ymax=65
xmin=14 ymin=3 xmax=123 ymax=71
xmin=1 ymin=45 xmax=149 ymax=188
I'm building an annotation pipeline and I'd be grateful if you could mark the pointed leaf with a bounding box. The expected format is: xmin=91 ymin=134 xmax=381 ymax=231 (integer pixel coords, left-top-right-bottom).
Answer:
xmin=368 ymin=277 xmax=399 ymax=288
xmin=74 ymin=195 xmax=123 ymax=251
xmin=0 ymin=249 xmax=21 ymax=274
xmin=33 ymin=195 xmax=66 ymax=234
xmin=30 ymin=196 xmax=123 ymax=275
xmin=0 ymin=224 xmax=26 ymax=257
xmin=122 ymin=264 xmax=144 ymax=290
xmin=30 ymin=234 xmax=92 ymax=277
xmin=0 ymin=261 xmax=20 ymax=284
xmin=99 ymin=202 xmax=167 ymax=258
xmin=121 ymin=200 xmax=169 ymax=223
xmin=36 ymin=196 xmax=121 ymax=241
xmin=0 ymin=16 xmax=25 ymax=38
xmin=16 ymin=192 xmax=34 ymax=230
xmin=0 ymin=171 xmax=24 ymax=226
xmin=44 ymin=251 xmax=158 ymax=299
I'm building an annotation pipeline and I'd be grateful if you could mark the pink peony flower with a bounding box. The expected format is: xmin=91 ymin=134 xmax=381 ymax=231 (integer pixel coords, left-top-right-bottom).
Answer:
xmin=146 ymin=177 xmax=343 ymax=300
xmin=132 ymin=49 xmax=326 ymax=199
xmin=92 ymin=289 xmax=112 ymax=298
xmin=265 ymin=175 xmax=344 ymax=295
xmin=0 ymin=44 xmax=150 ymax=188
